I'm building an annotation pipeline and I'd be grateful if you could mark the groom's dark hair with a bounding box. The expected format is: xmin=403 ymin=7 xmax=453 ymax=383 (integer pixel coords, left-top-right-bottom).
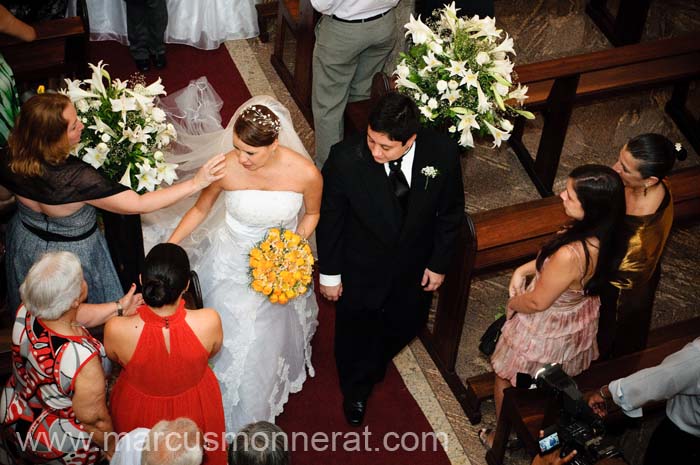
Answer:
xmin=368 ymin=92 xmax=420 ymax=145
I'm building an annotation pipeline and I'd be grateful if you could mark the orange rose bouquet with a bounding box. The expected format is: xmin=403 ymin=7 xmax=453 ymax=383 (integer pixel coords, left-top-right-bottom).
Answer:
xmin=248 ymin=228 xmax=314 ymax=304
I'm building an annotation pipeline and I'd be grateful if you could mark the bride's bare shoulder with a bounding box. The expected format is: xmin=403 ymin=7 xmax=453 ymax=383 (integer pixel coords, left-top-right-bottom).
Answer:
xmin=279 ymin=145 xmax=320 ymax=178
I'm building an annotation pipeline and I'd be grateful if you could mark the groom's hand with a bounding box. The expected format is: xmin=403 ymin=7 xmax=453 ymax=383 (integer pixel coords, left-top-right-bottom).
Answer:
xmin=320 ymin=283 xmax=343 ymax=301
xmin=421 ymin=269 xmax=445 ymax=292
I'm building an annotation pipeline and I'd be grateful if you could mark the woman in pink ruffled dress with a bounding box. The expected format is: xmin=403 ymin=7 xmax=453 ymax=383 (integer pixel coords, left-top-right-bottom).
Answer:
xmin=482 ymin=165 xmax=626 ymax=448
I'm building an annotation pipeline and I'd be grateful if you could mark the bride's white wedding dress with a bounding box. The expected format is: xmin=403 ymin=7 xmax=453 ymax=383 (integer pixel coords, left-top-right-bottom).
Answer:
xmin=142 ymin=89 xmax=318 ymax=433
xmin=197 ymin=189 xmax=318 ymax=433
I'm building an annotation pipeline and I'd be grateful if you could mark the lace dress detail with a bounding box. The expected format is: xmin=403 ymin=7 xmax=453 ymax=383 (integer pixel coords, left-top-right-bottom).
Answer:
xmin=194 ymin=190 xmax=318 ymax=434
xmin=491 ymin=244 xmax=600 ymax=385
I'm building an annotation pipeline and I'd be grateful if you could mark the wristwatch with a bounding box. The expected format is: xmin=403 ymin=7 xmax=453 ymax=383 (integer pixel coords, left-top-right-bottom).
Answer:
xmin=115 ymin=300 xmax=123 ymax=317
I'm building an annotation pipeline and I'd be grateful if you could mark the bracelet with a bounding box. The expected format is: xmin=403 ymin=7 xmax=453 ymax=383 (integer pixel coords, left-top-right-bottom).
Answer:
xmin=115 ymin=300 xmax=123 ymax=317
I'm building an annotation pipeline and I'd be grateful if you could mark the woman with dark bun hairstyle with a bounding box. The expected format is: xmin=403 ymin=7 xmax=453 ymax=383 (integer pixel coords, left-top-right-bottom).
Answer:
xmin=598 ymin=133 xmax=688 ymax=357
xmin=104 ymin=243 xmax=227 ymax=465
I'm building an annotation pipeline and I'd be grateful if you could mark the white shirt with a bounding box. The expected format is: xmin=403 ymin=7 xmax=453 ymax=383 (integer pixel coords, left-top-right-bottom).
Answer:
xmin=110 ymin=428 xmax=150 ymax=465
xmin=319 ymin=142 xmax=416 ymax=287
xmin=609 ymin=338 xmax=700 ymax=437
xmin=310 ymin=0 xmax=399 ymax=21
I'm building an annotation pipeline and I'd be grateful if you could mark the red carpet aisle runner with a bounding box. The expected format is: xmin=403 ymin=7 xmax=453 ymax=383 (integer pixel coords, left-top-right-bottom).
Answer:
xmin=91 ymin=41 xmax=451 ymax=465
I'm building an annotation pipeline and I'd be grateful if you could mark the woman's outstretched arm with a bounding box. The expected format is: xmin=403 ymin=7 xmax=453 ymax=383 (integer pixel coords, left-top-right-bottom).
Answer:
xmin=87 ymin=154 xmax=226 ymax=215
xmin=168 ymin=180 xmax=224 ymax=244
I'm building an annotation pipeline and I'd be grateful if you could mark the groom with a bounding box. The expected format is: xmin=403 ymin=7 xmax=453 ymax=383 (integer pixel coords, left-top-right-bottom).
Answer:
xmin=317 ymin=92 xmax=465 ymax=426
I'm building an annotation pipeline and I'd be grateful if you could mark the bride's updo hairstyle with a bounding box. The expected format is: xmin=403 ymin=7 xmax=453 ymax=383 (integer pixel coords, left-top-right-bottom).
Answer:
xmin=233 ymin=104 xmax=281 ymax=147
xmin=142 ymin=243 xmax=190 ymax=308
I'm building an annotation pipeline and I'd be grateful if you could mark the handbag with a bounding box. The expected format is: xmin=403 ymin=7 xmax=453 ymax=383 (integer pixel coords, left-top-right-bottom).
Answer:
xmin=479 ymin=314 xmax=506 ymax=356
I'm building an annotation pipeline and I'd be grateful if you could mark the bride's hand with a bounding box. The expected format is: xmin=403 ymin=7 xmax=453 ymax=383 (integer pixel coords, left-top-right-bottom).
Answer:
xmin=193 ymin=153 xmax=227 ymax=189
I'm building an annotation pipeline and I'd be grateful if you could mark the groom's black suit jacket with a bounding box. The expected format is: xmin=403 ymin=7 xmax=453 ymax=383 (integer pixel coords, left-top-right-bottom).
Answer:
xmin=317 ymin=128 xmax=465 ymax=310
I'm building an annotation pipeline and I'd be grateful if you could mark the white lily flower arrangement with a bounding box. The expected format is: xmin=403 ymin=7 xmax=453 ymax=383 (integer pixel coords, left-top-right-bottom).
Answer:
xmin=395 ymin=2 xmax=535 ymax=149
xmin=63 ymin=61 xmax=178 ymax=192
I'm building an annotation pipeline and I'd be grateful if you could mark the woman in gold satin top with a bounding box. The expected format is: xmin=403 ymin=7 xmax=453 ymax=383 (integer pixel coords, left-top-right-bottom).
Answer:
xmin=598 ymin=133 xmax=688 ymax=357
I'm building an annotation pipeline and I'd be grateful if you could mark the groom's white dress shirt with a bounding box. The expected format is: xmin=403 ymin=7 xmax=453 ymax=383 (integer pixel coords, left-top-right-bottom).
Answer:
xmin=319 ymin=142 xmax=416 ymax=287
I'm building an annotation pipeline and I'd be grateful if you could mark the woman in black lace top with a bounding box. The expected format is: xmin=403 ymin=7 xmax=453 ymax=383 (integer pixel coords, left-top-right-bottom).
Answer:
xmin=0 ymin=93 xmax=225 ymax=326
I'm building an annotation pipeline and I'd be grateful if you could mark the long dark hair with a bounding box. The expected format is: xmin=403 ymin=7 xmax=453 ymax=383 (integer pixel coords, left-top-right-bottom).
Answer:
xmin=536 ymin=165 xmax=625 ymax=296
xmin=142 ymin=243 xmax=191 ymax=307
xmin=626 ymin=133 xmax=687 ymax=180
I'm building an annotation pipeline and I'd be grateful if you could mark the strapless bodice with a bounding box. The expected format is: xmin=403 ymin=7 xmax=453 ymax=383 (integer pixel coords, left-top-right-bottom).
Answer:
xmin=224 ymin=190 xmax=303 ymax=242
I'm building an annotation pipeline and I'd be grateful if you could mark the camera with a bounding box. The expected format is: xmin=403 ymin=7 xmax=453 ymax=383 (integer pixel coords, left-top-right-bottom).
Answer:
xmin=527 ymin=363 xmax=628 ymax=465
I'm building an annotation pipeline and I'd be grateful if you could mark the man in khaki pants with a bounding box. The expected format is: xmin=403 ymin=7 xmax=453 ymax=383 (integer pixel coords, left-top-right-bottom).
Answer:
xmin=311 ymin=0 xmax=398 ymax=168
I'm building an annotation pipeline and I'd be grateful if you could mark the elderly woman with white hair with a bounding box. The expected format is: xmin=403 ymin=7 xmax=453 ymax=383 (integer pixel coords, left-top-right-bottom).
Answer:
xmin=0 ymin=251 xmax=116 ymax=464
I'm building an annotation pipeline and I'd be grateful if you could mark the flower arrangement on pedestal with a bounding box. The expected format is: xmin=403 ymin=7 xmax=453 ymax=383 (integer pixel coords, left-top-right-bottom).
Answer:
xmin=395 ymin=2 xmax=534 ymax=149
xmin=63 ymin=61 xmax=178 ymax=192
xmin=248 ymin=228 xmax=314 ymax=305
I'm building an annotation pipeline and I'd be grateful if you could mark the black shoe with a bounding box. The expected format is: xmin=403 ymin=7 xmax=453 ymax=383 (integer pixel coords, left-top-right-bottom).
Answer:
xmin=343 ymin=398 xmax=366 ymax=427
xmin=134 ymin=58 xmax=150 ymax=72
xmin=152 ymin=53 xmax=167 ymax=69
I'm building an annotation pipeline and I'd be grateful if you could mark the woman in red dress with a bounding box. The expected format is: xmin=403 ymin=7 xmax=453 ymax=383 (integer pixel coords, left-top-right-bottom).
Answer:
xmin=104 ymin=243 xmax=227 ymax=464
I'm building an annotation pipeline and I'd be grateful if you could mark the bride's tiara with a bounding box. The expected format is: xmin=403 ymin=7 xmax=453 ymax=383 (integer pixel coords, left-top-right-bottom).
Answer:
xmin=242 ymin=105 xmax=281 ymax=134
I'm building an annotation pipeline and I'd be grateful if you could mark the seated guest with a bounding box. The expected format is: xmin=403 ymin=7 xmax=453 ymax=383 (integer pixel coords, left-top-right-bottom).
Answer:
xmin=0 ymin=251 xmax=115 ymax=464
xmin=481 ymin=165 xmax=626 ymax=448
xmin=588 ymin=337 xmax=700 ymax=465
xmin=105 ymin=243 xmax=227 ymax=465
xmin=598 ymin=134 xmax=688 ymax=357
xmin=111 ymin=417 xmax=203 ymax=465
xmin=0 ymin=93 xmax=225 ymax=326
xmin=231 ymin=421 xmax=290 ymax=465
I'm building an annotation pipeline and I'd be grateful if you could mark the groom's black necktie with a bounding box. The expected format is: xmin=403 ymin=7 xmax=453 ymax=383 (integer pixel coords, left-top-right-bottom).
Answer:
xmin=388 ymin=156 xmax=410 ymax=213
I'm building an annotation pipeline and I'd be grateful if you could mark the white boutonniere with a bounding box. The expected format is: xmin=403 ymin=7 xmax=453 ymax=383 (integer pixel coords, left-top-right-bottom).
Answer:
xmin=421 ymin=166 xmax=440 ymax=190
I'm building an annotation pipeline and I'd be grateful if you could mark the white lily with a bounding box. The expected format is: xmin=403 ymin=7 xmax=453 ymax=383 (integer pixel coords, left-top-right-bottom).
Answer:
xmin=63 ymin=78 xmax=99 ymax=101
xmin=422 ymin=51 xmax=442 ymax=72
xmin=470 ymin=16 xmax=501 ymax=40
xmin=448 ymin=80 xmax=459 ymax=90
xmin=121 ymin=125 xmax=151 ymax=145
xmin=493 ymin=34 xmax=515 ymax=55
xmin=138 ymin=78 xmax=167 ymax=97
xmin=428 ymin=41 xmax=444 ymax=55
xmin=459 ymin=128 xmax=474 ymax=148
xmin=119 ymin=165 xmax=132 ymax=189
xmin=395 ymin=76 xmax=421 ymax=92
xmin=436 ymin=80 xmax=449 ymax=94
xmin=446 ymin=59 xmax=467 ymax=78
xmin=500 ymin=119 xmax=514 ymax=133
xmin=87 ymin=61 xmax=109 ymax=97
xmin=427 ymin=98 xmax=439 ymax=110
xmin=89 ymin=116 xmax=117 ymax=138
xmin=489 ymin=59 xmax=514 ymax=81
xmin=404 ymin=14 xmax=434 ymax=45
xmin=460 ymin=69 xmax=479 ymax=89
xmin=135 ymin=161 xmax=159 ymax=192
xmin=475 ymin=82 xmax=491 ymax=113
xmin=442 ymin=2 xmax=460 ymax=31
xmin=448 ymin=125 xmax=457 ymax=133
xmin=155 ymin=160 xmax=179 ymax=185
xmin=126 ymin=89 xmax=156 ymax=112
xmin=484 ymin=120 xmax=511 ymax=147
xmin=494 ymin=82 xmax=510 ymax=96
xmin=110 ymin=95 xmax=137 ymax=114
xmin=441 ymin=89 xmax=461 ymax=104
xmin=457 ymin=111 xmax=480 ymax=133
xmin=96 ymin=142 xmax=110 ymax=155
xmin=508 ymin=84 xmax=529 ymax=105
xmin=82 ymin=146 xmax=107 ymax=169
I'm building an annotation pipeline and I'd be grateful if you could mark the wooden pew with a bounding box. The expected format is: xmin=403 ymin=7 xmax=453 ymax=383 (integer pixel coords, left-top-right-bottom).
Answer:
xmin=270 ymin=0 xmax=317 ymax=125
xmin=486 ymin=331 xmax=698 ymax=465
xmin=511 ymin=33 xmax=700 ymax=196
xmin=585 ymin=0 xmax=652 ymax=46
xmin=421 ymin=166 xmax=700 ymax=424
xmin=0 ymin=13 xmax=89 ymax=85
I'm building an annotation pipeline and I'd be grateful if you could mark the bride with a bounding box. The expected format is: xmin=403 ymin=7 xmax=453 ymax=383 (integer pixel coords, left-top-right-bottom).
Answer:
xmin=143 ymin=93 xmax=321 ymax=433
